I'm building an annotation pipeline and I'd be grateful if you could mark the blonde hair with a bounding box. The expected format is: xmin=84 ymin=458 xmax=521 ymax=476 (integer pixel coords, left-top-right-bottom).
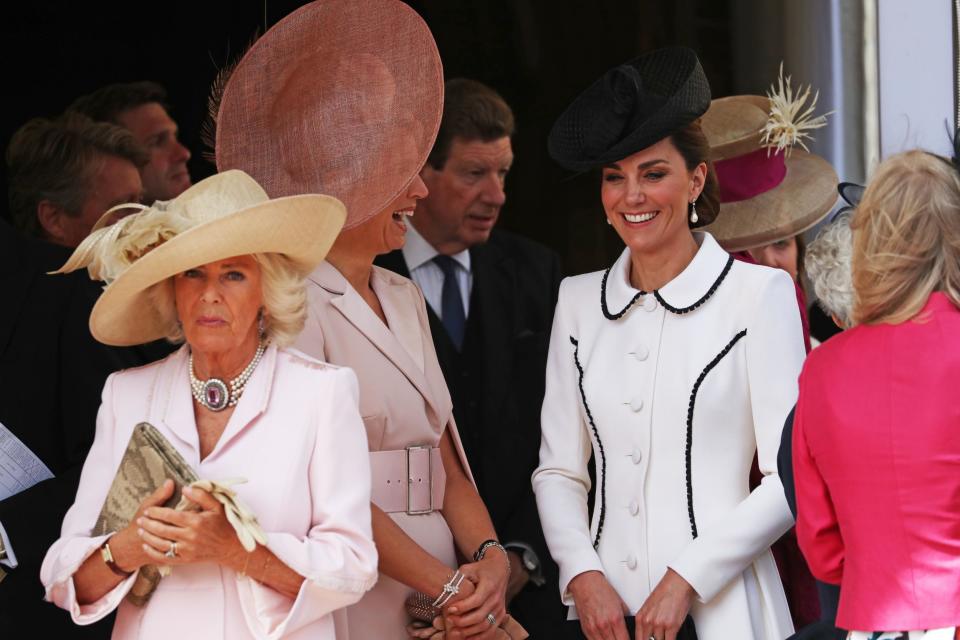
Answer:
xmin=851 ymin=150 xmax=960 ymax=325
xmin=149 ymin=252 xmax=309 ymax=348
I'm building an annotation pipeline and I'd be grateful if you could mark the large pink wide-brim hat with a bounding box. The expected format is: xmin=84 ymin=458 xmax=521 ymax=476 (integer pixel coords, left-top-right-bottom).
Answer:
xmin=215 ymin=0 xmax=444 ymax=229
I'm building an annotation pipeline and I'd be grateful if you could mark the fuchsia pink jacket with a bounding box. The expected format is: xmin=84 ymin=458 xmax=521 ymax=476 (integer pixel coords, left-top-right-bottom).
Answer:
xmin=794 ymin=292 xmax=960 ymax=632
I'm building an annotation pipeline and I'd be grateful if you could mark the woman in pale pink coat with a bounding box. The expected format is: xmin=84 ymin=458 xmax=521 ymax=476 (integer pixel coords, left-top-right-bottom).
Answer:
xmin=41 ymin=171 xmax=378 ymax=639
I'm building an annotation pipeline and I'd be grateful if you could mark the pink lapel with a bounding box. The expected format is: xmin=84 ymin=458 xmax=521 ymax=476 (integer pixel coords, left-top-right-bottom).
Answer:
xmin=153 ymin=346 xmax=201 ymax=465
xmin=202 ymin=343 xmax=276 ymax=463
xmin=153 ymin=343 xmax=276 ymax=465
xmin=309 ymin=262 xmax=444 ymax=426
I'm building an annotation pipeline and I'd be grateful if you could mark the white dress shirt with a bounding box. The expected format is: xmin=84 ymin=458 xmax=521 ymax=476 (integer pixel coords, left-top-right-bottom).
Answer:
xmin=402 ymin=222 xmax=472 ymax=319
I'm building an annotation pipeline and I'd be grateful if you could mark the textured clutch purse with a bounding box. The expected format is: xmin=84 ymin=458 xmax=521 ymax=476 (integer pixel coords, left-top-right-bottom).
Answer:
xmin=94 ymin=422 xmax=199 ymax=606
xmin=94 ymin=422 xmax=198 ymax=538
xmin=93 ymin=422 xmax=268 ymax=607
xmin=405 ymin=593 xmax=529 ymax=639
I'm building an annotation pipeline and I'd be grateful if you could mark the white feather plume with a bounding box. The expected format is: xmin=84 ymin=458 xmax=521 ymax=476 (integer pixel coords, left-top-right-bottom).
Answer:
xmin=761 ymin=62 xmax=832 ymax=157
xmin=53 ymin=203 xmax=191 ymax=284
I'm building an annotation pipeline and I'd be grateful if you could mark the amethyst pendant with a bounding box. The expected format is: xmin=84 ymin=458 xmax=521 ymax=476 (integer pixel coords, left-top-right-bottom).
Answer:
xmin=202 ymin=378 xmax=230 ymax=411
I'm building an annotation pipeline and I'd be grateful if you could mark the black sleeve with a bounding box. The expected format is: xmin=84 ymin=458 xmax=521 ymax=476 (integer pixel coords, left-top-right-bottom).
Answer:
xmin=777 ymin=406 xmax=797 ymax=518
xmin=0 ymin=277 xmax=117 ymax=579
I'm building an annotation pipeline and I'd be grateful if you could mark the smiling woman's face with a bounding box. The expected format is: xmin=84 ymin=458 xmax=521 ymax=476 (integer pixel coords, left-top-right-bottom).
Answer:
xmin=600 ymin=136 xmax=705 ymax=256
xmin=173 ymin=255 xmax=263 ymax=357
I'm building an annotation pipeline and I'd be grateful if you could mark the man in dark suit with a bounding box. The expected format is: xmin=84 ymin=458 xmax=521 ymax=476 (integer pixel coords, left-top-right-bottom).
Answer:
xmin=0 ymin=117 xmax=173 ymax=637
xmin=376 ymin=79 xmax=572 ymax=637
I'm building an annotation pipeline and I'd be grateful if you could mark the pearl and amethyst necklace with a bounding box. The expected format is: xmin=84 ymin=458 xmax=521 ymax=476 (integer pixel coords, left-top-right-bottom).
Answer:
xmin=189 ymin=341 xmax=266 ymax=412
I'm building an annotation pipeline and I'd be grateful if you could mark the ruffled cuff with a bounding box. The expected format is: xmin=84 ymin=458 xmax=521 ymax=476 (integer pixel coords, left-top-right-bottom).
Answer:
xmin=42 ymin=534 xmax=138 ymax=624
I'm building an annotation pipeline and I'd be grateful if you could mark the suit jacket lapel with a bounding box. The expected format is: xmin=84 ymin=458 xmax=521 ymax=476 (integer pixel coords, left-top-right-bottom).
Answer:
xmin=311 ymin=262 xmax=441 ymax=419
xmin=155 ymin=347 xmax=202 ymax=465
xmin=472 ymin=242 xmax=514 ymax=427
xmin=374 ymin=269 xmax=426 ymax=373
xmin=206 ymin=344 xmax=276 ymax=462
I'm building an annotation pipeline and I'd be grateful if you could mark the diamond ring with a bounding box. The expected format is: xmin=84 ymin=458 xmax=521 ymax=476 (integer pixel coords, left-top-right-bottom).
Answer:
xmin=486 ymin=613 xmax=496 ymax=626
xmin=164 ymin=541 xmax=178 ymax=558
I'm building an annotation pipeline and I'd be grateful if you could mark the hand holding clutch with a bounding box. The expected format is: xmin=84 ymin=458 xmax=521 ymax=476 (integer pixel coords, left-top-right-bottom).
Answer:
xmin=96 ymin=423 xmax=266 ymax=605
xmin=137 ymin=482 xmax=265 ymax=571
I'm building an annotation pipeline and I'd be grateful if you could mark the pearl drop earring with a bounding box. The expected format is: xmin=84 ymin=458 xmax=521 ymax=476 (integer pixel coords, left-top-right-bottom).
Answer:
xmin=689 ymin=199 xmax=699 ymax=224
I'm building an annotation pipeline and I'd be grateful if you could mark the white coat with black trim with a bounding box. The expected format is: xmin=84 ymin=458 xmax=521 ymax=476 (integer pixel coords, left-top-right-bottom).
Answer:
xmin=533 ymin=232 xmax=803 ymax=640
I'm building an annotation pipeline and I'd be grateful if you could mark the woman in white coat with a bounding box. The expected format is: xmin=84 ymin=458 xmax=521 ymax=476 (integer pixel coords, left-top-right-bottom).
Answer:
xmin=532 ymin=48 xmax=805 ymax=640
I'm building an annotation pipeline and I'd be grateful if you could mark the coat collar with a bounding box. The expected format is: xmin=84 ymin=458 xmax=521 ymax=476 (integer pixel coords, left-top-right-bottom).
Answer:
xmin=308 ymin=260 xmax=436 ymax=409
xmin=602 ymin=232 xmax=733 ymax=319
xmin=154 ymin=342 xmax=277 ymax=466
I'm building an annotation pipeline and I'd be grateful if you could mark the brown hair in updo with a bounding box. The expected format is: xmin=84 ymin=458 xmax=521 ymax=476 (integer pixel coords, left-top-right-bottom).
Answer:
xmin=669 ymin=119 xmax=719 ymax=228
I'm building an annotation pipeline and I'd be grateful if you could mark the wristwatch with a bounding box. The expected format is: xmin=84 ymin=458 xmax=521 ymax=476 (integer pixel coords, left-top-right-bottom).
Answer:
xmin=504 ymin=541 xmax=546 ymax=587
xmin=100 ymin=537 xmax=133 ymax=577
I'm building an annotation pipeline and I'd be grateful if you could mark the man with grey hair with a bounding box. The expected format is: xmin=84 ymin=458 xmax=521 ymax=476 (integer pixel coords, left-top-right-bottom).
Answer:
xmin=0 ymin=114 xmax=170 ymax=637
xmin=7 ymin=114 xmax=147 ymax=247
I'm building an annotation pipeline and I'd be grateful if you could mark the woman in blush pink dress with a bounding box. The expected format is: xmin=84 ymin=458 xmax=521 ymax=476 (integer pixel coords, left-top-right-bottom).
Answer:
xmin=212 ymin=2 xmax=513 ymax=638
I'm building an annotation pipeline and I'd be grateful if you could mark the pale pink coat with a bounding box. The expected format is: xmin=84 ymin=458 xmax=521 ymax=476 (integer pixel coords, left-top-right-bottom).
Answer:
xmin=41 ymin=345 xmax=378 ymax=639
xmin=295 ymin=261 xmax=475 ymax=639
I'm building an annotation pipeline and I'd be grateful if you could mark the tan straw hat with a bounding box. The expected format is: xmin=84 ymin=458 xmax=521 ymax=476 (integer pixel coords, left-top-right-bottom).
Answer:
xmin=214 ymin=0 xmax=443 ymax=229
xmin=700 ymin=69 xmax=838 ymax=253
xmin=55 ymin=170 xmax=346 ymax=346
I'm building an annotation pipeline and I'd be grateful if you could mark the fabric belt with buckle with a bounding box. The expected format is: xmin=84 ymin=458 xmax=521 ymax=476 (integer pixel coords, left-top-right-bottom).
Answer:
xmin=369 ymin=445 xmax=445 ymax=514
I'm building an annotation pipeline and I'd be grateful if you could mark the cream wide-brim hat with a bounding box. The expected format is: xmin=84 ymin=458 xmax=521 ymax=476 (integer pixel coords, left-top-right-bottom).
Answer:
xmin=700 ymin=95 xmax=838 ymax=253
xmin=60 ymin=170 xmax=346 ymax=346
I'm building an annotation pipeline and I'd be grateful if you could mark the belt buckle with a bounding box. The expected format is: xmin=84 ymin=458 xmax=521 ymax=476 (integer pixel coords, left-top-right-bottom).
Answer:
xmin=405 ymin=445 xmax=434 ymax=515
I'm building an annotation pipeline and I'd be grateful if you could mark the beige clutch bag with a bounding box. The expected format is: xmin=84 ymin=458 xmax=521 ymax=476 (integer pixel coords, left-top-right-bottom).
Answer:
xmin=95 ymin=422 xmax=266 ymax=607
xmin=94 ymin=422 xmax=198 ymax=537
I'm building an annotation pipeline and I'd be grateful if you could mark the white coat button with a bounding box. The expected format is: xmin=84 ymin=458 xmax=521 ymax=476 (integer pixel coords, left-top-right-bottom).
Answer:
xmin=631 ymin=345 xmax=649 ymax=361
xmin=629 ymin=397 xmax=644 ymax=412
xmin=626 ymin=554 xmax=638 ymax=570
xmin=629 ymin=500 xmax=639 ymax=516
xmin=643 ymin=295 xmax=658 ymax=312
xmin=631 ymin=448 xmax=642 ymax=464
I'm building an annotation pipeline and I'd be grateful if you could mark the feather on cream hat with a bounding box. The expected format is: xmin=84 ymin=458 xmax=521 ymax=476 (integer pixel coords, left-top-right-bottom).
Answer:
xmin=55 ymin=170 xmax=346 ymax=346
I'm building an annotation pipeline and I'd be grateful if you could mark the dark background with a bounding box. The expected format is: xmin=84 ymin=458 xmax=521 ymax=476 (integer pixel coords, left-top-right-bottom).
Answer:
xmin=1 ymin=0 xmax=735 ymax=274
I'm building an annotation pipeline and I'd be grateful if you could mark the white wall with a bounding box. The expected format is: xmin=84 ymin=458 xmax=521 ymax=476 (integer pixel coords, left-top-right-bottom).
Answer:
xmin=877 ymin=0 xmax=954 ymax=159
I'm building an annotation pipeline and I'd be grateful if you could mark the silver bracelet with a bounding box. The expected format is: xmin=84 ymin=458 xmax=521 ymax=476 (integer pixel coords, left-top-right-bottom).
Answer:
xmin=432 ymin=570 xmax=465 ymax=609
xmin=474 ymin=540 xmax=511 ymax=571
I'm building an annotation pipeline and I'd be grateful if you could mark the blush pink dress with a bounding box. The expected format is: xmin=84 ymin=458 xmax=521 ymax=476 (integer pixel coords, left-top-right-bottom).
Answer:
xmin=295 ymin=261 xmax=475 ymax=640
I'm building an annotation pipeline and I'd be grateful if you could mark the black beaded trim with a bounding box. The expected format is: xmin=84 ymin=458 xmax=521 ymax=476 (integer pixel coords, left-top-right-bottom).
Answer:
xmin=685 ymin=328 xmax=747 ymax=539
xmin=600 ymin=254 xmax=735 ymax=320
xmin=600 ymin=267 xmax=647 ymax=320
xmin=655 ymin=255 xmax=734 ymax=315
xmin=570 ymin=336 xmax=606 ymax=549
